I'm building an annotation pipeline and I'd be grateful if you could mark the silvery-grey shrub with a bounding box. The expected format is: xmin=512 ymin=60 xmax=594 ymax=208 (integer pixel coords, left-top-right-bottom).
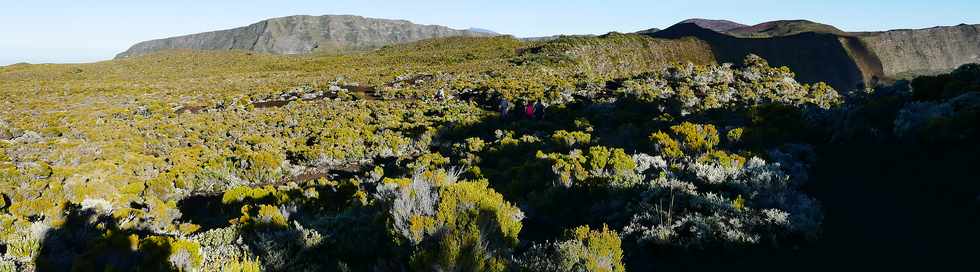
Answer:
xmin=374 ymin=168 xmax=441 ymax=244
xmin=623 ymin=153 xmax=821 ymax=247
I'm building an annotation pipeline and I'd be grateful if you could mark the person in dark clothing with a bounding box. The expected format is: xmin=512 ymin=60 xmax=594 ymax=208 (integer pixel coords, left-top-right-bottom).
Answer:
xmin=499 ymin=97 xmax=512 ymax=118
xmin=534 ymin=101 xmax=546 ymax=120
xmin=435 ymin=89 xmax=446 ymax=101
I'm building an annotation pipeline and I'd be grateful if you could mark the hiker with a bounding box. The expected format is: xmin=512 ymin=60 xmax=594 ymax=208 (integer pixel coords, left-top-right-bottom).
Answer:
xmin=524 ymin=102 xmax=535 ymax=119
xmin=534 ymin=101 xmax=546 ymax=120
xmin=435 ymin=89 xmax=446 ymax=101
xmin=498 ymin=97 xmax=512 ymax=117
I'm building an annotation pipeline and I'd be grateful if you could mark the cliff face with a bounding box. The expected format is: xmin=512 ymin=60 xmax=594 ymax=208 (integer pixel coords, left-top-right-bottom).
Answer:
xmin=116 ymin=15 xmax=493 ymax=59
xmin=857 ymin=24 xmax=980 ymax=78
xmin=116 ymin=22 xmax=267 ymax=59
xmin=650 ymin=20 xmax=980 ymax=90
xmin=654 ymin=23 xmax=871 ymax=90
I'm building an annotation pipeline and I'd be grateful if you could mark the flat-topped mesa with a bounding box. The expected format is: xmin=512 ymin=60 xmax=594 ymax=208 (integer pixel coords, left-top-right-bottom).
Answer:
xmin=116 ymin=15 xmax=495 ymax=59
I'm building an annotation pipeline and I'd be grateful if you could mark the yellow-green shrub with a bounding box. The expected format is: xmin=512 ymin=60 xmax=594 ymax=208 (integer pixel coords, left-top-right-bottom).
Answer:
xmin=222 ymin=185 xmax=275 ymax=204
xmin=233 ymin=204 xmax=288 ymax=228
xmin=670 ymin=122 xmax=719 ymax=153
xmin=650 ymin=131 xmax=683 ymax=159
xmin=727 ymin=127 xmax=744 ymax=144
xmin=699 ymin=150 xmax=747 ymax=169
xmin=410 ymin=180 xmax=523 ymax=272
xmin=552 ymin=130 xmax=592 ymax=147
xmin=236 ymin=150 xmax=284 ymax=183
xmin=222 ymin=257 xmax=262 ymax=272
xmin=537 ymin=150 xmax=588 ymax=187
xmin=169 ymin=239 xmax=204 ymax=271
xmin=564 ymin=225 xmax=626 ymax=272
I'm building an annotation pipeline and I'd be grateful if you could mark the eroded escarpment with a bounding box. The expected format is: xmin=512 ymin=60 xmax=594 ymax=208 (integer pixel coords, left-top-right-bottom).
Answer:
xmin=651 ymin=21 xmax=980 ymax=90
xmin=653 ymin=23 xmax=871 ymax=90
xmin=857 ymin=24 xmax=980 ymax=79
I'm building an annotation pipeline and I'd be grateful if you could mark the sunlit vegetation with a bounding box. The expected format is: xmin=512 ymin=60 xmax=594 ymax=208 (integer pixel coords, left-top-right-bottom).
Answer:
xmin=0 ymin=34 xmax=976 ymax=271
xmin=513 ymin=33 xmax=715 ymax=80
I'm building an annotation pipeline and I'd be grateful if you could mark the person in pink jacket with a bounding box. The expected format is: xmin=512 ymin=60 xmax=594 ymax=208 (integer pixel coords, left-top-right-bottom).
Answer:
xmin=524 ymin=102 xmax=535 ymax=119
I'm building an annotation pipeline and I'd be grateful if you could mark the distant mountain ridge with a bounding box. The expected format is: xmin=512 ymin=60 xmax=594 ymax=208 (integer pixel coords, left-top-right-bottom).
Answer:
xmin=466 ymin=28 xmax=500 ymax=35
xmin=117 ymin=15 xmax=980 ymax=91
xmin=724 ymin=20 xmax=845 ymax=37
xmin=649 ymin=19 xmax=980 ymax=90
xmin=116 ymin=15 xmax=495 ymax=59
xmin=634 ymin=28 xmax=661 ymax=35
xmin=679 ymin=19 xmax=747 ymax=32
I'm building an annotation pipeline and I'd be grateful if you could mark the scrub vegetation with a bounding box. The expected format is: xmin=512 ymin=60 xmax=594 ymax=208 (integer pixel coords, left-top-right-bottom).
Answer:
xmin=0 ymin=35 xmax=976 ymax=271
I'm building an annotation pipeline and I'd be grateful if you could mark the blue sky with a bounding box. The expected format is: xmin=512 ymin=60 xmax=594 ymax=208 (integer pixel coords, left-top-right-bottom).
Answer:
xmin=2 ymin=0 xmax=978 ymax=65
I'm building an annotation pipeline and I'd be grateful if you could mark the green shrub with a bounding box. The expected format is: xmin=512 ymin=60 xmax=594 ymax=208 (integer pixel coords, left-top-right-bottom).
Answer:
xmin=563 ymin=225 xmax=626 ymax=272
xmin=233 ymin=204 xmax=288 ymax=228
xmin=222 ymin=185 xmax=275 ymax=204
xmin=0 ymin=258 xmax=16 ymax=272
xmin=537 ymin=150 xmax=588 ymax=187
xmin=517 ymin=225 xmax=626 ymax=272
xmin=700 ymin=150 xmax=747 ymax=169
xmin=169 ymin=239 xmax=204 ymax=271
xmin=732 ymin=195 xmax=746 ymax=212
xmin=670 ymin=122 xmax=719 ymax=153
xmin=408 ymin=152 xmax=451 ymax=172
xmin=726 ymin=127 xmax=744 ymax=144
xmin=650 ymin=122 xmax=720 ymax=159
xmin=407 ymin=180 xmax=523 ymax=272
xmin=587 ymin=146 xmax=636 ymax=177
xmin=237 ymin=150 xmax=285 ymax=183
xmin=464 ymin=137 xmax=486 ymax=153
xmin=135 ymin=236 xmax=203 ymax=271
xmin=650 ymin=131 xmax=684 ymax=159
xmin=552 ymin=130 xmax=592 ymax=147
xmin=588 ymin=146 xmax=611 ymax=171
xmin=222 ymin=257 xmax=262 ymax=272
xmin=607 ymin=148 xmax=636 ymax=177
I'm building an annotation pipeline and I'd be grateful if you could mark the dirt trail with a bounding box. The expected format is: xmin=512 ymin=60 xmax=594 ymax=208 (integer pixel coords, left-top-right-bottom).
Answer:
xmin=253 ymin=85 xmax=383 ymax=109
xmin=176 ymin=84 xmax=410 ymax=114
